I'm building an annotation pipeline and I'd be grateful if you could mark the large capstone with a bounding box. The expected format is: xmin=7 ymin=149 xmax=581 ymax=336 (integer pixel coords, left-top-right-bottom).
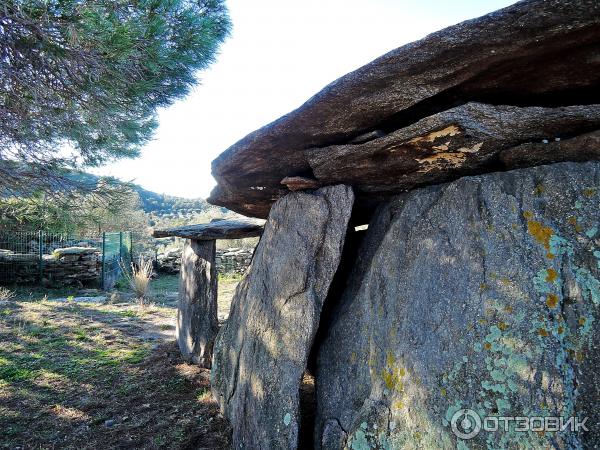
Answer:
xmin=315 ymin=162 xmax=600 ymax=449
xmin=211 ymin=185 xmax=354 ymax=449
xmin=208 ymin=0 xmax=600 ymax=220
xmin=177 ymin=239 xmax=218 ymax=368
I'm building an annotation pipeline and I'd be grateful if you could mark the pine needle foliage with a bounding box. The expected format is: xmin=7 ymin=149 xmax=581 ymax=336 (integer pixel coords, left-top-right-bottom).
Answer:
xmin=0 ymin=0 xmax=231 ymax=194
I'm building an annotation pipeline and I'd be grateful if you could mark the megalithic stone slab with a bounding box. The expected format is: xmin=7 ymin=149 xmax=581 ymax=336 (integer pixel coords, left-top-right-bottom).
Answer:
xmin=307 ymin=103 xmax=600 ymax=196
xmin=177 ymin=239 xmax=218 ymax=368
xmin=152 ymin=218 xmax=265 ymax=240
xmin=211 ymin=185 xmax=354 ymax=449
xmin=499 ymin=129 xmax=600 ymax=169
xmin=208 ymin=0 xmax=600 ymax=219
xmin=315 ymin=161 xmax=600 ymax=449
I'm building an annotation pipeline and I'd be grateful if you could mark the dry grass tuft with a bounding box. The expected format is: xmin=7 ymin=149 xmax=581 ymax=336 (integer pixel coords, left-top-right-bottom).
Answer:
xmin=121 ymin=255 xmax=153 ymax=305
xmin=0 ymin=286 xmax=15 ymax=301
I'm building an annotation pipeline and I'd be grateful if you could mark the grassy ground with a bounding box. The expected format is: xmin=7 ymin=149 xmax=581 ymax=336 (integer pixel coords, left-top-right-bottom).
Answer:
xmin=215 ymin=274 xmax=242 ymax=322
xmin=0 ymin=274 xmax=240 ymax=449
xmin=8 ymin=273 xmax=240 ymax=311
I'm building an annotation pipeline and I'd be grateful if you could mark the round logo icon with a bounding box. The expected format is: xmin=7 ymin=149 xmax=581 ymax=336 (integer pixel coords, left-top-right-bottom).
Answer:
xmin=451 ymin=409 xmax=482 ymax=440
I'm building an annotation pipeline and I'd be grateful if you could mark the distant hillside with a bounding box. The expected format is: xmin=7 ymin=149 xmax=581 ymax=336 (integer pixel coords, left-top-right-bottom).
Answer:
xmin=0 ymin=167 xmax=232 ymax=234
xmin=67 ymin=171 xmax=212 ymax=215
xmin=136 ymin=187 xmax=210 ymax=214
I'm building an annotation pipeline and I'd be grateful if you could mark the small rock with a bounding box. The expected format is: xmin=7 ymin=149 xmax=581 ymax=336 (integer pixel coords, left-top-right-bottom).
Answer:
xmin=108 ymin=292 xmax=122 ymax=304
xmin=280 ymin=176 xmax=321 ymax=191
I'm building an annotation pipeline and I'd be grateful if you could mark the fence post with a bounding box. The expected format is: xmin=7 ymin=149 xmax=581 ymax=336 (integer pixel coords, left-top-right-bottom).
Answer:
xmin=129 ymin=231 xmax=133 ymax=262
xmin=38 ymin=230 xmax=43 ymax=286
xmin=119 ymin=232 xmax=124 ymax=277
xmin=101 ymin=232 xmax=106 ymax=290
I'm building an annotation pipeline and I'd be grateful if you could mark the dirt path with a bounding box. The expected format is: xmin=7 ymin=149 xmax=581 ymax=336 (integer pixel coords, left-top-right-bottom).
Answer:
xmin=0 ymin=299 xmax=231 ymax=449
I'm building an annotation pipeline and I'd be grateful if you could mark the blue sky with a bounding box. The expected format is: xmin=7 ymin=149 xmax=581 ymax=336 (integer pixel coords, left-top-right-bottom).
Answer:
xmin=94 ymin=0 xmax=518 ymax=199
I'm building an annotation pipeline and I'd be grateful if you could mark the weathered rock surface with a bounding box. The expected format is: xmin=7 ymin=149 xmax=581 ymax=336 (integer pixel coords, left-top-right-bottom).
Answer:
xmin=208 ymin=0 xmax=600 ymax=218
xmin=499 ymin=129 xmax=600 ymax=169
xmin=152 ymin=218 xmax=264 ymax=240
xmin=177 ymin=239 xmax=218 ymax=368
xmin=315 ymin=162 xmax=600 ymax=449
xmin=308 ymin=103 xmax=600 ymax=196
xmin=281 ymin=176 xmax=321 ymax=191
xmin=211 ymin=185 xmax=354 ymax=449
xmin=53 ymin=247 xmax=100 ymax=257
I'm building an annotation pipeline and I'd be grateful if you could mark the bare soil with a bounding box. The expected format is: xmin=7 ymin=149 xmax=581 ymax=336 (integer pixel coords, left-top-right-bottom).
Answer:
xmin=0 ymin=276 xmax=240 ymax=450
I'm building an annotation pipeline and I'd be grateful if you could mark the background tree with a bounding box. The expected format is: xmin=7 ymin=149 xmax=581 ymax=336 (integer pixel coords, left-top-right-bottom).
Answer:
xmin=0 ymin=0 xmax=231 ymax=195
xmin=0 ymin=181 xmax=149 ymax=234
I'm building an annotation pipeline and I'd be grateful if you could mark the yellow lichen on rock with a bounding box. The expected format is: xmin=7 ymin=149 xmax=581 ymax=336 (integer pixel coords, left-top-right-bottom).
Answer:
xmin=526 ymin=218 xmax=554 ymax=251
xmin=545 ymin=268 xmax=558 ymax=282
xmin=415 ymin=141 xmax=483 ymax=172
xmin=409 ymin=125 xmax=461 ymax=144
xmin=546 ymin=294 xmax=559 ymax=309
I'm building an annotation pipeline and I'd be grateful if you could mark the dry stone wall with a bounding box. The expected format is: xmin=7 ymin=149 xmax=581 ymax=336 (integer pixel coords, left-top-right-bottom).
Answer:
xmin=156 ymin=247 xmax=253 ymax=275
xmin=0 ymin=247 xmax=101 ymax=287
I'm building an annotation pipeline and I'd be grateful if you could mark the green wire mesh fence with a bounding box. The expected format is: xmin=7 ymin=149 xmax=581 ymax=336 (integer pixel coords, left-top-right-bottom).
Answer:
xmin=100 ymin=231 xmax=133 ymax=290
xmin=0 ymin=230 xmax=133 ymax=290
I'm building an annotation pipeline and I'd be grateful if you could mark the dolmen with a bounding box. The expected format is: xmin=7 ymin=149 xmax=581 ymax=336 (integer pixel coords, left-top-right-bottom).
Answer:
xmin=152 ymin=218 xmax=264 ymax=368
xmin=206 ymin=1 xmax=600 ymax=448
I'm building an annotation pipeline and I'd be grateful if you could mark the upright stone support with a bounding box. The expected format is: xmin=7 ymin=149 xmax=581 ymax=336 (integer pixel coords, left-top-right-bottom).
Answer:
xmin=152 ymin=219 xmax=264 ymax=369
xmin=211 ymin=185 xmax=354 ymax=450
xmin=177 ymin=239 xmax=218 ymax=368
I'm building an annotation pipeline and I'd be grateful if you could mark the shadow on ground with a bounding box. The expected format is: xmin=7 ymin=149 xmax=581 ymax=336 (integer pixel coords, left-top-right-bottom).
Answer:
xmin=0 ymin=299 xmax=231 ymax=450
